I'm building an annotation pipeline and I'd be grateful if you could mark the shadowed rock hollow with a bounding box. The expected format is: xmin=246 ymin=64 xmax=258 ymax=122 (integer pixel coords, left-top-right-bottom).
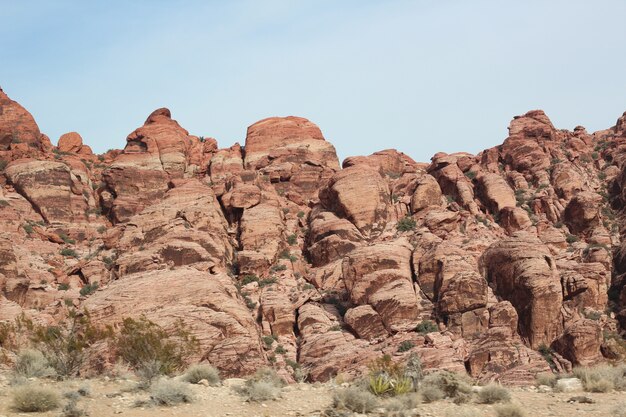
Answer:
xmin=2 ymin=87 xmax=626 ymax=384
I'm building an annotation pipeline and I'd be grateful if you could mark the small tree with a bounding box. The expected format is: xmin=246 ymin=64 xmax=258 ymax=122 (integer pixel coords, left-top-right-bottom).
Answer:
xmin=30 ymin=309 xmax=112 ymax=377
xmin=115 ymin=316 xmax=199 ymax=381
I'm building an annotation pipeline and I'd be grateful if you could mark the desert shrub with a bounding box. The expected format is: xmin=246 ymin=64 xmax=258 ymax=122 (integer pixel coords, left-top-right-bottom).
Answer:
xmin=0 ymin=159 xmax=8 ymax=170
xmin=287 ymin=234 xmax=298 ymax=245
xmin=11 ymin=385 xmax=60 ymax=412
xmin=61 ymin=398 xmax=87 ymax=417
xmin=274 ymin=344 xmax=287 ymax=354
xmin=79 ymin=282 xmax=98 ymax=296
xmin=565 ymin=234 xmax=579 ymax=244
xmin=535 ymin=372 xmax=557 ymax=387
xmin=383 ymin=394 xmax=418 ymax=417
xmin=262 ymin=335 xmax=276 ymax=347
xmin=182 ymin=363 xmax=220 ymax=385
xmin=240 ymin=274 xmax=259 ymax=286
xmin=397 ymin=341 xmax=415 ymax=353
xmin=420 ymin=385 xmax=444 ymax=403
xmin=116 ymin=316 xmax=199 ymax=381
xmin=236 ymin=367 xmax=285 ymax=401
xmin=149 ymin=378 xmax=194 ymax=406
xmin=240 ymin=380 xmax=281 ymax=401
xmin=422 ymin=370 xmax=473 ymax=402
xmin=59 ymin=233 xmax=76 ymax=244
xmin=333 ymin=385 xmax=378 ymax=413
xmin=60 ymin=248 xmax=79 ymax=258
xmin=415 ymin=320 xmax=438 ymax=334
xmin=30 ymin=309 xmax=111 ymax=377
xmin=495 ymin=403 xmax=525 ymax=417
xmin=14 ymin=349 xmax=55 ymax=378
xmin=397 ymin=216 xmax=416 ymax=232
xmin=478 ymin=383 xmax=511 ymax=404
xmin=0 ymin=199 xmax=9 ymax=207
xmin=573 ymin=364 xmax=626 ymax=392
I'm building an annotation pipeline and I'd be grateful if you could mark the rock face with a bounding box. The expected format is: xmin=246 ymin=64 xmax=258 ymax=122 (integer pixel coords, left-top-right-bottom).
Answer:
xmin=1 ymin=87 xmax=625 ymax=385
xmin=480 ymin=233 xmax=563 ymax=349
xmin=0 ymin=88 xmax=44 ymax=151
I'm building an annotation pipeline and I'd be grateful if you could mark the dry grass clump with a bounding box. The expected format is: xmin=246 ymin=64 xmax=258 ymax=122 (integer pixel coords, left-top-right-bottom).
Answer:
xmin=382 ymin=394 xmax=419 ymax=417
xmin=11 ymin=385 xmax=61 ymax=412
xmin=420 ymin=385 xmax=445 ymax=403
xmin=182 ymin=363 xmax=220 ymax=385
xmin=495 ymin=403 xmax=525 ymax=417
xmin=14 ymin=349 xmax=55 ymax=378
xmin=237 ymin=368 xmax=285 ymax=402
xmin=421 ymin=370 xmax=473 ymax=403
xmin=332 ymin=385 xmax=379 ymax=413
xmin=573 ymin=364 xmax=626 ymax=392
xmin=535 ymin=372 xmax=557 ymax=387
xmin=149 ymin=378 xmax=194 ymax=406
xmin=477 ymin=383 xmax=511 ymax=404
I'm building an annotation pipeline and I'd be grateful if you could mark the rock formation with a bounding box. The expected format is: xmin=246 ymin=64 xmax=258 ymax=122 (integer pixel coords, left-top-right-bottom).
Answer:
xmin=2 ymin=88 xmax=626 ymax=384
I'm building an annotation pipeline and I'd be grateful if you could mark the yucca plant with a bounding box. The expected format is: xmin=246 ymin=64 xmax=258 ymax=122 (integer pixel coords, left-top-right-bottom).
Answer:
xmin=392 ymin=376 xmax=413 ymax=395
xmin=369 ymin=374 xmax=392 ymax=396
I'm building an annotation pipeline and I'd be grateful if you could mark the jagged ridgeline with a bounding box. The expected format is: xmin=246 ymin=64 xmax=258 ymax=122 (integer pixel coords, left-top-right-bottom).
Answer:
xmin=1 ymin=86 xmax=626 ymax=383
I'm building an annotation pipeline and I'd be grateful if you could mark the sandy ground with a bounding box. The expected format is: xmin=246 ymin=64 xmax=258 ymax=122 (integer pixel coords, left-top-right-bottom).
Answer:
xmin=1 ymin=374 xmax=625 ymax=417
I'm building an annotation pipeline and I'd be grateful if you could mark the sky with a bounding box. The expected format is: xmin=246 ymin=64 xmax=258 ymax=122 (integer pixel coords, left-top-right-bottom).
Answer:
xmin=1 ymin=0 xmax=625 ymax=163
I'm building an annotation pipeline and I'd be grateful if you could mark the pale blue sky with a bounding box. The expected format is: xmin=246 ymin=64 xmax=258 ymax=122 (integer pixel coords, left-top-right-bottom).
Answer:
xmin=1 ymin=0 xmax=625 ymax=162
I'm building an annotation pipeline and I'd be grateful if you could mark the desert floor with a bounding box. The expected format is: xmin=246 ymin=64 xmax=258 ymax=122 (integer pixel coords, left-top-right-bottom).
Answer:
xmin=1 ymin=374 xmax=625 ymax=417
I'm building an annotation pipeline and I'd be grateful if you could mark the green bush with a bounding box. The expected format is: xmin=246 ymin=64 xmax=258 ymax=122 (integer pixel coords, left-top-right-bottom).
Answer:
xmin=30 ymin=309 xmax=111 ymax=377
xmin=397 ymin=216 xmax=417 ymax=232
xmin=397 ymin=341 xmax=415 ymax=353
xmin=415 ymin=320 xmax=438 ymax=334
xmin=79 ymin=282 xmax=98 ymax=297
xmin=182 ymin=364 xmax=220 ymax=385
xmin=116 ymin=316 xmax=199 ymax=381
xmin=565 ymin=234 xmax=579 ymax=244
xmin=60 ymin=248 xmax=79 ymax=258
xmin=274 ymin=344 xmax=287 ymax=354
xmin=287 ymin=234 xmax=297 ymax=245
xmin=11 ymin=385 xmax=60 ymax=412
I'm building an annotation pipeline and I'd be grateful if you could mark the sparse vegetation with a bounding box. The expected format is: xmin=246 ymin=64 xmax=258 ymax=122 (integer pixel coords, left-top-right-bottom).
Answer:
xmin=11 ymin=385 xmax=60 ymax=412
xmin=150 ymin=378 xmax=194 ymax=405
xmin=397 ymin=216 xmax=417 ymax=232
xmin=79 ymin=282 xmax=98 ymax=296
xmin=495 ymin=403 xmax=526 ymax=417
xmin=14 ymin=349 xmax=55 ymax=378
xmin=116 ymin=316 xmax=199 ymax=381
xmin=464 ymin=171 xmax=476 ymax=180
xmin=332 ymin=385 xmax=378 ymax=413
xmin=397 ymin=340 xmax=415 ymax=353
xmin=30 ymin=309 xmax=111 ymax=377
xmin=565 ymin=234 xmax=579 ymax=244
xmin=60 ymin=248 xmax=79 ymax=258
xmin=182 ymin=363 xmax=220 ymax=385
xmin=535 ymin=372 xmax=557 ymax=387
xmin=415 ymin=320 xmax=438 ymax=334
xmin=573 ymin=364 xmax=626 ymax=392
xmin=477 ymin=383 xmax=511 ymax=404
xmin=287 ymin=234 xmax=298 ymax=245
xmin=420 ymin=384 xmax=445 ymax=403
xmin=237 ymin=368 xmax=285 ymax=401
xmin=421 ymin=370 xmax=473 ymax=403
